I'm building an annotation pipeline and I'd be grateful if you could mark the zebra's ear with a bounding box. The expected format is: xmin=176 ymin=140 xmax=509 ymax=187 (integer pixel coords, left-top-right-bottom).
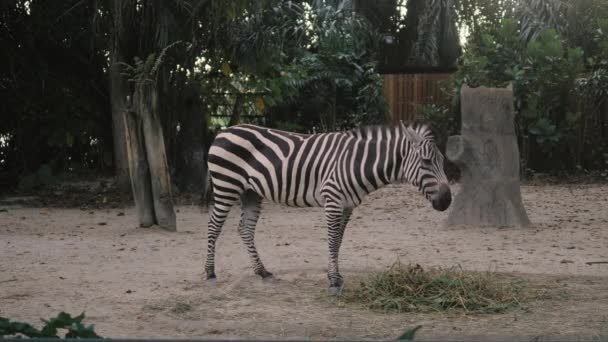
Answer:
xmin=402 ymin=125 xmax=422 ymax=147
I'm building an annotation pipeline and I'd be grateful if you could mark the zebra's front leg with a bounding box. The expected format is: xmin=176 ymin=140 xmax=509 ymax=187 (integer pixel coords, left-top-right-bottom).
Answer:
xmin=325 ymin=203 xmax=353 ymax=295
xmin=239 ymin=190 xmax=273 ymax=279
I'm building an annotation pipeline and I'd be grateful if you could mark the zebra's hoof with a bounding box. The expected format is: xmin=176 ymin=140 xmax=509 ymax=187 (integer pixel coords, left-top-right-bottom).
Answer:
xmin=260 ymin=272 xmax=277 ymax=283
xmin=206 ymin=273 xmax=217 ymax=286
xmin=328 ymin=285 xmax=344 ymax=296
xmin=262 ymin=275 xmax=278 ymax=283
xmin=258 ymin=270 xmax=274 ymax=279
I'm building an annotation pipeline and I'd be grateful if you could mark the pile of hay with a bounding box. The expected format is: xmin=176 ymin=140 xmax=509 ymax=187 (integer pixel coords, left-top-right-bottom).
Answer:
xmin=340 ymin=262 xmax=527 ymax=314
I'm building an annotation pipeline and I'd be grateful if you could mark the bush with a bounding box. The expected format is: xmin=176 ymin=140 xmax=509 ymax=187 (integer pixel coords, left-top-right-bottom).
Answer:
xmin=453 ymin=20 xmax=587 ymax=173
xmin=0 ymin=312 xmax=101 ymax=338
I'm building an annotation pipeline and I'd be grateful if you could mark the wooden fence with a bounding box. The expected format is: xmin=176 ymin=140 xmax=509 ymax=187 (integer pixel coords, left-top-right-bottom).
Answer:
xmin=382 ymin=73 xmax=454 ymax=123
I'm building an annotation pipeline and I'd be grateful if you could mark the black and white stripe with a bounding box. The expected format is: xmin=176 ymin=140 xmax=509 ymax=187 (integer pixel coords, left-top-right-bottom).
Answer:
xmin=204 ymin=122 xmax=451 ymax=293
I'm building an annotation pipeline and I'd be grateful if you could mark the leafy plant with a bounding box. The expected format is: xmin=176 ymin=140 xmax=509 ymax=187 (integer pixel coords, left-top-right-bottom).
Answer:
xmin=515 ymin=0 xmax=566 ymax=43
xmin=397 ymin=325 xmax=423 ymax=340
xmin=0 ymin=312 xmax=101 ymax=338
xmin=451 ymin=0 xmax=608 ymax=174
xmin=453 ymin=18 xmax=585 ymax=171
xmin=409 ymin=0 xmax=460 ymax=67
xmin=417 ymin=103 xmax=456 ymax=148
xmin=120 ymin=41 xmax=183 ymax=84
xmin=207 ymin=0 xmax=387 ymax=133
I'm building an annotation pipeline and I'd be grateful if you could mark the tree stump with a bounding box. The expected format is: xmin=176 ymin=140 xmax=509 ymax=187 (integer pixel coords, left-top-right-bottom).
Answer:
xmin=136 ymin=82 xmax=177 ymax=231
xmin=446 ymin=85 xmax=530 ymax=227
xmin=123 ymin=107 xmax=155 ymax=227
xmin=124 ymin=81 xmax=176 ymax=231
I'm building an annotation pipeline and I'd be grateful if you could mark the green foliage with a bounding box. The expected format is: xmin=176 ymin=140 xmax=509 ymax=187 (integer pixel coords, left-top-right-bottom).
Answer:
xmin=339 ymin=262 xmax=527 ymax=314
xmin=577 ymin=66 xmax=608 ymax=108
xmin=599 ymin=19 xmax=608 ymax=56
xmin=515 ymin=29 xmax=583 ymax=153
xmin=1 ymin=0 xmax=112 ymax=184
xmin=397 ymin=325 xmax=423 ymax=340
xmin=575 ymin=57 xmax=608 ymax=172
xmin=202 ymin=0 xmax=386 ymax=133
xmin=409 ymin=0 xmax=461 ymax=67
xmin=417 ymin=102 xmax=461 ymax=180
xmin=17 ymin=174 xmax=38 ymax=191
xmin=37 ymin=164 xmax=54 ymax=186
xmin=282 ymin=1 xmax=387 ymax=130
xmin=120 ymin=41 xmax=183 ymax=84
xmin=417 ymin=103 xmax=457 ymax=149
xmin=351 ymin=64 xmax=388 ymax=127
xmin=455 ymin=0 xmax=517 ymax=43
xmin=273 ymin=121 xmax=308 ymax=133
xmin=0 ymin=312 xmax=101 ymax=338
xmin=3 ymin=0 xmax=385 ymax=190
xmin=452 ymin=0 xmax=608 ymax=173
xmin=454 ymin=19 xmax=524 ymax=89
xmin=576 ymin=17 xmax=608 ymax=107
xmin=17 ymin=164 xmax=57 ymax=191
xmin=515 ymin=0 xmax=566 ymax=43
xmin=453 ymin=19 xmax=587 ymax=170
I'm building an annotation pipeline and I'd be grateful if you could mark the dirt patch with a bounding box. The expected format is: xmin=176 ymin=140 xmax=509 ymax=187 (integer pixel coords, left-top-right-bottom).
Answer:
xmin=1 ymin=183 xmax=607 ymax=339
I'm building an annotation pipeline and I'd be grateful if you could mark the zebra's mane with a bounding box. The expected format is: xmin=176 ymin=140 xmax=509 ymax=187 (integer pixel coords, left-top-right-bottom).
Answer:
xmin=347 ymin=122 xmax=435 ymax=142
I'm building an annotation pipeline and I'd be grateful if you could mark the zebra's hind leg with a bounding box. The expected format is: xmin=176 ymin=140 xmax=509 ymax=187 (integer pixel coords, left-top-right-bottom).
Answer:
xmin=325 ymin=202 xmax=353 ymax=295
xmin=239 ymin=190 xmax=273 ymax=279
xmin=205 ymin=191 xmax=239 ymax=283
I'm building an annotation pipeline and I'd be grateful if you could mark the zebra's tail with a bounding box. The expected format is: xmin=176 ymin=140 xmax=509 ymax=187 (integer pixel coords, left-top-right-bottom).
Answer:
xmin=200 ymin=166 xmax=213 ymax=208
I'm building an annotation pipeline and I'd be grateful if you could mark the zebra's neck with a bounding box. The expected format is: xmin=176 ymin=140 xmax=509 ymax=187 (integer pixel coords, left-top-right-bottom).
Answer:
xmin=351 ymin=125 xmax=410 ymax=193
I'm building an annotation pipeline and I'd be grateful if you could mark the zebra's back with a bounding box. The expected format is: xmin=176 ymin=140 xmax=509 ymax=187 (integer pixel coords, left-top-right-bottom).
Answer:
xmin=208 ymin=124 xmax=349 ymax=207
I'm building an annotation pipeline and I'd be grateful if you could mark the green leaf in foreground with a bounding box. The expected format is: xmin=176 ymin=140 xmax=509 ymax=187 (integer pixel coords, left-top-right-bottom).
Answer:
xmin=397 ymin=325 xmax=422 ymax=340
xmin=0 ymin=312 xmax=101 ymax=338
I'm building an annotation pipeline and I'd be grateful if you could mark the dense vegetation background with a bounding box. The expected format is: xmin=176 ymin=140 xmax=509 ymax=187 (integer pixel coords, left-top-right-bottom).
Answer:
xmin=1 ymin=0 xmax=607 ymax=193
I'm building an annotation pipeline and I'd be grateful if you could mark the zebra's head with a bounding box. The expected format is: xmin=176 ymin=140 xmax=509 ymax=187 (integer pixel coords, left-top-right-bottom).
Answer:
xmin=400 ymin=123 xmax=452 ymax=212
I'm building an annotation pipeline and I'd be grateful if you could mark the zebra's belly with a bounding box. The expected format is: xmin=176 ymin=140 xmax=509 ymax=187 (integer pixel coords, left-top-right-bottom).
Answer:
xmin=248 ymin=183 xmax=324 ymax=208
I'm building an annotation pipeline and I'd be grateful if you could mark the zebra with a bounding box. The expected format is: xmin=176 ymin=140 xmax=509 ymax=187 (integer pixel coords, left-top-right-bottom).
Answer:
xmin=204 ymin=122 xmax=452 ymax=294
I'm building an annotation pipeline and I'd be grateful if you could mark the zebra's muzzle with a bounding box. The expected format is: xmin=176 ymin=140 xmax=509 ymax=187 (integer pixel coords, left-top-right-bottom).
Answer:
xmin=431 ymin=183 xmax=451 ymax=211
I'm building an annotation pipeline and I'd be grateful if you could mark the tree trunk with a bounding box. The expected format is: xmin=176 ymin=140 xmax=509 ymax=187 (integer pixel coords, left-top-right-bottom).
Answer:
xmin=135 ymin=81 xmax=176 ymax=231
xmin=437 ymin=0 xmax=460 ymax=67
xmin=446 ymin=85 xmax=530 ymax=227
xmin=123 ymin=107 xmax=155 ymax=227
xmin=109 ymin=0 xmax=131 ymax=191
xmin=109 ymin=51 xmax=130 ymax=190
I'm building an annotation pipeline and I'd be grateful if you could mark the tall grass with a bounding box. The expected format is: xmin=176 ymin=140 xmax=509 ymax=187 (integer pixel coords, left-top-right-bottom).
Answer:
xmin=339 ymin=262 xmax=527 ymax=314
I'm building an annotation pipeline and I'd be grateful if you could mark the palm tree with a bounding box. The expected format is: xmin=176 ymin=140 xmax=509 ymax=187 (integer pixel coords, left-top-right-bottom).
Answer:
xmin=408 ymin=0 xmax=461 ymax=67
xmin=355 ymin=0 xmax=460 ymax=68
xmin=516 ymin=0 xmax=566 ymax=43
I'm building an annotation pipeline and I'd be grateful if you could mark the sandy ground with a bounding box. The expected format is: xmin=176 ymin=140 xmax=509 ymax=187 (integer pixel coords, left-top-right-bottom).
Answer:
xmin=1 ymin=183 xmax=608 ymax=339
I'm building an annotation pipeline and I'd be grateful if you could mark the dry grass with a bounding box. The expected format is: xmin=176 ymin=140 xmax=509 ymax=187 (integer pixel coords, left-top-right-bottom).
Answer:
xmin=170 ymin=302 xmax=193 ymax=314
xmin=338 ymin=262 xmax=528 ymax=314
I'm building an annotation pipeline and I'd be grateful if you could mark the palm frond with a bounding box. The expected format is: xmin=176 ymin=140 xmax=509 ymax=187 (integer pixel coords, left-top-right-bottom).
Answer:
xmin=409 ymin=0 xmax=442 ymax=66
xmin=516 ymin=0 xmax=568 ymax=43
